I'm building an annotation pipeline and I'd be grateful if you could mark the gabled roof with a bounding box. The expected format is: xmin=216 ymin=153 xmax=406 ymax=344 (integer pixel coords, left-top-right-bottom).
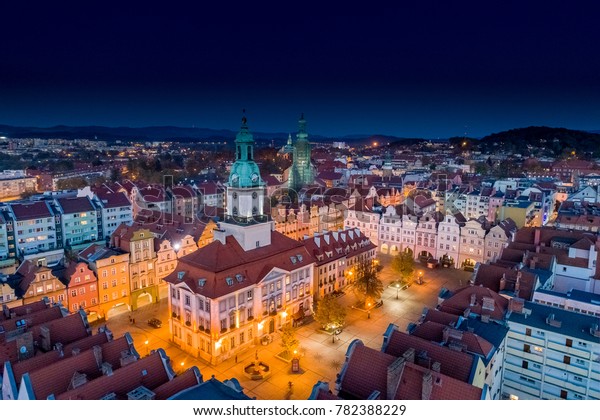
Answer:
xmin=439 ymin=285 xmax=509 ymax=321
xmin=383 ymin=328 xmax=477 ymax=383
xmin=55 ymin=349 xmax=172 ymax=400
xmin=165 ymin=231 xmax=312 ymax=299
xmin=0 ymin=298 xmax=51 ymax=321
xmin=339 ymin=342 xmax=396 ymax=399
xmin=410 ymin=321 xmax=495 ymax=361
xmin=153 ymin=367 xmax=202 ymax=400
xmin=394 ymin=362 xmax=482 ymax=400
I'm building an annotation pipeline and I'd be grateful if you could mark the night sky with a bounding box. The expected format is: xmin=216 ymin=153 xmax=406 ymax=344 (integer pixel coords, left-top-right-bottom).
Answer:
xmin=1 ymin=2 xmax=600 ymax=138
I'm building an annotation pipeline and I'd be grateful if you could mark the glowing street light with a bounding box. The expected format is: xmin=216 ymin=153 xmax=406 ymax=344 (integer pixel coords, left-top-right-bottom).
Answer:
xmin=395 ymin=283 xmax=400 ymax=300
xmin=144 ymin=339 xmax=149 ymax=356
xmin=367 ymin=302 xmax=371 ymax=319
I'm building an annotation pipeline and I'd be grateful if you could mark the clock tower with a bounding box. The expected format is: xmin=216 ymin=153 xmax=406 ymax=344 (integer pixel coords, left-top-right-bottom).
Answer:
xmin=215 ymin=114 xmax=273 ymax=251
xmin=288 ymin=113 xmax=315 ymax=192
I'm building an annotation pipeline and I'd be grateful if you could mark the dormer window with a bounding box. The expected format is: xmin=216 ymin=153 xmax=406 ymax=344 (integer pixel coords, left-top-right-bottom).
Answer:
xmin=297 ymin=254 xmax=303 ymax=262
xmin=198 ymin=278 xmax=206 ymax=287
xmin=235 ymin=274 xmax=244 ymax=283
xmin=290 ymin=256 xmax=297 ymax=264
xmin=177 ymin=271 xmax=185 ymax=280
xmin=226 ymin=277 xmax=234 ymax=286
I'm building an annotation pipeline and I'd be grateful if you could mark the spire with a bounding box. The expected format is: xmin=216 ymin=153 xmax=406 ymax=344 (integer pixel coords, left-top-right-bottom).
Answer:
xmin=229 ymin=113 xmax=263 ymax=188
xmin=287 ymin=133 xmax=293 ymax=145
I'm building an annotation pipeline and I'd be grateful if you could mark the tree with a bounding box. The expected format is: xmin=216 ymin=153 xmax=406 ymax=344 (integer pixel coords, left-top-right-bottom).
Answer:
xmin=349 ymin=260 xmax=384 ymax=307
xmin=391 ymin=252 xmax=414 ymax=283
xmin=315 ymin=295 xmax=347 ymax=342
xmin=280 ymin=323 xmax=299 ymax=358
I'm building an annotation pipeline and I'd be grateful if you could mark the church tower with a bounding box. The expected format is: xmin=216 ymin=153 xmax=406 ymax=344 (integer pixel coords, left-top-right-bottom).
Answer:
xmin=214 ymin=114 xmax=273 ymax=251
xmin=288 ymin=113 xmax=315 ymax=191
xmin=382 ymin=150 xmax=393 ymax=179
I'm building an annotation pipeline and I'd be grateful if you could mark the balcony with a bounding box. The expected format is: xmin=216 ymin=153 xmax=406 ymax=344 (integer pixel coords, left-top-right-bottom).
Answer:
xmin=507 ymin=331 xmax=545 ymax=346
xmin=547 ymin=341 xmax=590 ymax=359
xmin=506 ymin=346 xmax=544 ymax=364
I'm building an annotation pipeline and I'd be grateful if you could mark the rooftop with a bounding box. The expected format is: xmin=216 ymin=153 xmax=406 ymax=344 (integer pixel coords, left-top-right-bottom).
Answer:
xmin=507 ymin=301 xmax=600 ymax=343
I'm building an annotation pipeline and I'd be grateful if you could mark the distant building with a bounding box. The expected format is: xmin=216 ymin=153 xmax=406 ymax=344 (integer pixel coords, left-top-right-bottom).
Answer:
xmin=288 ymin=114 xmax=315 ymax=191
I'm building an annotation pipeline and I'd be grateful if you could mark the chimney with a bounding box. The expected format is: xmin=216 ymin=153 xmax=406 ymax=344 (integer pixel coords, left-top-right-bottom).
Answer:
xmin=120 ymin=350 xmax=137 ymax=367
xmin=69 ymin=372 xmax=88 ymax=390
xmin=530 ymin=257 xmax=537 ymax=270
xmin=92 ymin=344 xmax=103 ymax=368
xmin=443 ymin=327 xmax=450 ymax=344
xmin=72 ymin=348 xmax=81 ymax=356
xmin=40 ymin=325 xmax=51 ymax=351
xmin=499 ymin=274 xmax=506 ymax=291
xmin=101 ymin=362 xmax=113 ymax=376
xmin=421 ymin=371 xmax=433 ymax=400
xmin=402 ymin=348 xmax=415 ymax=364
xmin=54 ymin=342 xmax=64 ymax=357
xmin=2 ymin=304 xmax=9 ymax=319
xmin=386 ymin=357 xmax=406 ymax=400
xmin=534 ymin=228 xmax=541 ymax=246
xmin=469 ymin=293 xmax=477 ymax=306
xmin=515 ymin=271 xmax=522 ymax=295
xmin=432 ymin=361 xmax=441 ymax=373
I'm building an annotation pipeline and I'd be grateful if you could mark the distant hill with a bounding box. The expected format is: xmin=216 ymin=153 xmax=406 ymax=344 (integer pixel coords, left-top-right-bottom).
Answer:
xmin=0 ymin=124 xmax=427 ymax=146
xmin=478 ymin=126 xmax=600 ymax=155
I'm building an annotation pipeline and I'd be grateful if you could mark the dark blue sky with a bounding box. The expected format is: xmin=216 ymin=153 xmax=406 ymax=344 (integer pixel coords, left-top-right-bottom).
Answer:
xmin=1 ymin=2 xmax=599 ymax=138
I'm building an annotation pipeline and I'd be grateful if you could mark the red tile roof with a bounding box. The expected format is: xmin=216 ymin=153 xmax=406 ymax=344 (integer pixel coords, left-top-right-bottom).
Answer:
xmin=0 ymin=305 xmax=63 ymax=334
xmin=10 ymin=348 xmax=64 ymax=385
xmin=340 ymin=343 xmax=396 ymax=399
xmin=474 ymin=264 xmax=537 ymax=300
xmin=30 ymin=311 xmax=90 ymax=349
xmin=165 ymin=231 xmax=312 ymax=299
xmin=384 ymin=329 xmax=476 ymax=383
xmin=422 ymin=310 xmax=461 ymax=326
xmin=9 ymin=201 xmax=53 ymax=221
xmin=411 ymin=321 xmax=494 ymax=359
xmin=394 ymin=362 xmax=482 ymax=400
xmin=302 ymin=228 xmax=376 ymax=267
xmin=55 ymin=350 xmax=171 ymax=400
xmin=27 ymin=346 xmax=102 ymax=399
xmin=152 ymin=367 xmax=201 ymax=400
xmin=439 ymin=286 xmax=508 ymax=321
xmin=2 ymin=299 xmax=50 ymax=320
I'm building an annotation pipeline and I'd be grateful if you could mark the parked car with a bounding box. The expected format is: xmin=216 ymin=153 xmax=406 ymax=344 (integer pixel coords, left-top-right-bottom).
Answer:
xmin=148 ymin=318 xmax=162 ymax=328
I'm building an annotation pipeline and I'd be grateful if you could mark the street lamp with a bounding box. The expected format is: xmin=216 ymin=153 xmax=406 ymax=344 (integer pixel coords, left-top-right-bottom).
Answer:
xmin=144 ymin=339 xmax=149 ymax=356
xmin=367 ymin=302 xmax=371 ymax=319
xmin=395 ymin=283 xmax=400 ymax=299
xmin=418 ymin=271 xmax=423 ymax=285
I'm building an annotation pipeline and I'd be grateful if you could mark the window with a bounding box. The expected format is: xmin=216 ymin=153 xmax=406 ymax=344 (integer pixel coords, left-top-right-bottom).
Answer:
xmin=185 ymin=295 xmax=191 ymax=306
xmin=240 ymin=332 xmax=245 ymax=344
xmin=563 ymin=355 xmax=571 ymax=365
xmin=286 ymin=291 xmax=291 ymax=302
xmin=522 ymin=360 xmax=528 ymax=369
xmin=560 ymin=390 xmax=567 ymax=399
xmin=523 ymin=344 xmax=530 ymax=353
xmin=71 ymin=289 xmax=77 ymax=297
xmin=230 ymin=336 xmax=235 ymax=349
xmin=220 ymin=319 xmax=227 ymax=331
xmin=247 ymin=290 xmax=253 ymax=301
xmin=566 ymin=339 xmax=573 ymax=347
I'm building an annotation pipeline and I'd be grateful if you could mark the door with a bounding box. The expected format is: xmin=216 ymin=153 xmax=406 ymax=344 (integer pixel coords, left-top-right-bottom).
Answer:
xmin=269 ymin=318 xmax=275 ymax=334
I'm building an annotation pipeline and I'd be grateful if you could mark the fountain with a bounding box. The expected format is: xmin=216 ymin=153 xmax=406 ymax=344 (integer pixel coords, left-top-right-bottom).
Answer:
xmin=244 ymin=356 xmax=271 ymax=380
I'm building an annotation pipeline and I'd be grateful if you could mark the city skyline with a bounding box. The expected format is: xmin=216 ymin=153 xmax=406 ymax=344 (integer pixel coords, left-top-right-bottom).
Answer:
xmin=1 ymin=3 xmax=600 ymax=138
